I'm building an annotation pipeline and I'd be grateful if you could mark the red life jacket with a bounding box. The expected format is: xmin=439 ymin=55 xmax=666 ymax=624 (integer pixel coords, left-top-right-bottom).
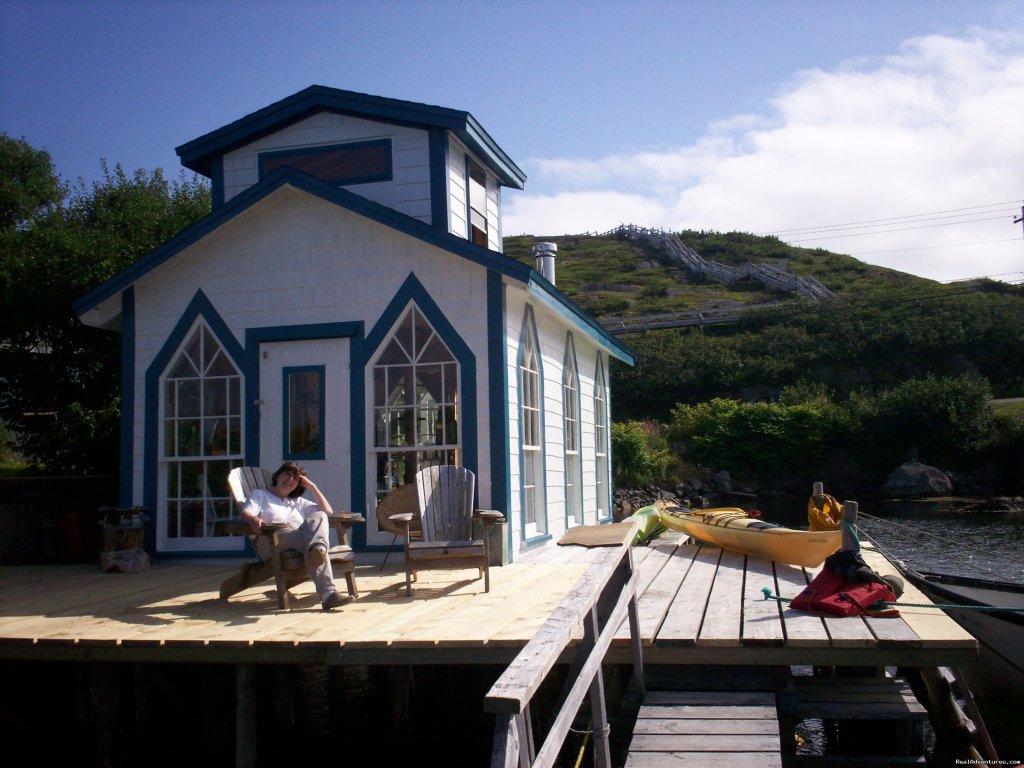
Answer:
xmin=791 ymin=568 xmax=899 ymax=617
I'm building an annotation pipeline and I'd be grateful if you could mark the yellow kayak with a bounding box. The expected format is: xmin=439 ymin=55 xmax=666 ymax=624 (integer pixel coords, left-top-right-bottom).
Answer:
xmin=659 ymin=506 xmax=841 ymax=567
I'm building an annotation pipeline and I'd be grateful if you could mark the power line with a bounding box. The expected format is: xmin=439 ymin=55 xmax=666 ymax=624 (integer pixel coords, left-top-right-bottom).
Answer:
xmin=759 ymin=199 xmax=1023 ymax=238
xmin=786 ymin=214 xmax=1011 ymax=244
xmin=851 ymin=237 xmax=1023 ymax=257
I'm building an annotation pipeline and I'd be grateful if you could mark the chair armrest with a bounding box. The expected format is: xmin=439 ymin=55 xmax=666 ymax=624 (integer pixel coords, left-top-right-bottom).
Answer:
xmin=389 ymin=513 xmax=415 ymax=524
xmin=225 ymin=520 xmax=252 ymax=536
xmin=327 ymin=512 xmax=364 ymax=527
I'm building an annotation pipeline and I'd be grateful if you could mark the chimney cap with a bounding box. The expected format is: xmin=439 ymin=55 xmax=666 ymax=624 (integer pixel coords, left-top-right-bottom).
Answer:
xmin=532 ymin=242 xmax=558 ymax=254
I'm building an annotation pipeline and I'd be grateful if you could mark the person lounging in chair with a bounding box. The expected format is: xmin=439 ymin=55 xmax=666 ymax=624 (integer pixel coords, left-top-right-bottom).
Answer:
xmin=240 ymin=461 xmax=348 ymax=611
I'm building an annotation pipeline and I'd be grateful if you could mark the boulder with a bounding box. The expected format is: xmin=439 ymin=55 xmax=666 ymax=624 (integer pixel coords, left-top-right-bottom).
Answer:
xmin=881 ymin=462 xmax=953 ymax=498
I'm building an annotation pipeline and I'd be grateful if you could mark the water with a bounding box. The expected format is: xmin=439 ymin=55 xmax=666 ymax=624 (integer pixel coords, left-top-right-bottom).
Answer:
xmin=746 ymin=495 xmax=1024 ymax=762
xmin=749 ymin=496 xmax=1024 ymax=583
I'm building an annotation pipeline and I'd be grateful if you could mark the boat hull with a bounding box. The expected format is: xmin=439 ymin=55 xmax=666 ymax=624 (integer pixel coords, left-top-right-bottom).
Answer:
xmin=628 ymin=503 xmax=664 ymax=544
xmin=659 ymin=507 xmax=841 ymax=567
xmin=901 ymin=569 xmax=1024 ymax=705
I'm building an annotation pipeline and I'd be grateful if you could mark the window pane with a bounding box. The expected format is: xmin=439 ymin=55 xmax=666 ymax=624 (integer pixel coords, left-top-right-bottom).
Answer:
xmin=420 ymin=334 xmax=454 ymax=364
xmin=180 ymin=460 xmax=202 ymax=497
xmin=387 ymin=367 xmax=414 ymax=406
xmin=228 ymin=417 xmax=241 ymax=454
xmin=443 ymin=363 xmax=458 ymax=403
xmin=228 ymin=377 xmax=241 ymax=416
xmin=164 ymin=380 xmax=177 ymax=417
xmin=204 ymin=378 xmax=226 ymax=416
xmin=377 ymin=338 xmax=410 ymax=365
xmin=207 ymin=350 xmax=237 ymax=377
xmin=394 ymin=314 xmax=414 ymax=361
xmin=204 ymin=417 xmax=227 ymax=455
xmin=260 ymin=140 xmax=391 ymax=185
xmin=288 ymin=370 xmax=321 ymax=456
xmin=177 ymin=419 xmax=201 ymax=456
xmin=178 ymin=379 xmax=200 ymax=417
xmin=163 ymin=419 xmax=176 ymax=457
xmin=416 ymin=364 xmax=443 ymax=404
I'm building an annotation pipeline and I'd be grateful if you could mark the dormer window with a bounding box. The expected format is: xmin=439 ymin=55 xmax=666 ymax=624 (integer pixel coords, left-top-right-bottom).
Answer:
xmin=468 ymin=158 xmax=488 ymax=247
xmin=258 ymin=139 xmax=393 ymax=186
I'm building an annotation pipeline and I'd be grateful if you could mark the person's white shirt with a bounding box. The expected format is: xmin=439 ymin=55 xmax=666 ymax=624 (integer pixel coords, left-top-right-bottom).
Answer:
xmin=241 ymin=488 xmax=318 ymax=528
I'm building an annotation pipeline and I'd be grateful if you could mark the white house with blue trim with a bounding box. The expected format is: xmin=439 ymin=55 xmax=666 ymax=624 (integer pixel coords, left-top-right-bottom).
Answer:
xmin=74 ymin=86 xmax=634 ymax=561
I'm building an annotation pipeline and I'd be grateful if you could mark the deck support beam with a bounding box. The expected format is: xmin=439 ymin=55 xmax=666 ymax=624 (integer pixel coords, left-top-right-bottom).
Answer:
xmin=236 ymin=664 xmax=257 ymax=768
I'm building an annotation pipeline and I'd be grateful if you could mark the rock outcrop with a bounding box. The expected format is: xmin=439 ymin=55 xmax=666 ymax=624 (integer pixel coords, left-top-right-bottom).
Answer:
xmin=881 ymin=462 xmax=953 ymax=498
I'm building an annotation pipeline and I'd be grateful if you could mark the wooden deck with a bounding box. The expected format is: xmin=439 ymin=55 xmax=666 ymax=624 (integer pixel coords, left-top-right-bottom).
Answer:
xmin=0 ymin=530 xmax=976 ymax=669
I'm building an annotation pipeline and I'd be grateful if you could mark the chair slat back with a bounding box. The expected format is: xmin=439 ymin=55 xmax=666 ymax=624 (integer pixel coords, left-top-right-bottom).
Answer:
xmin=415 ymin=465 xmax=475 ymax=542
xmin=227 ymin=466 xmax=272 ymax=507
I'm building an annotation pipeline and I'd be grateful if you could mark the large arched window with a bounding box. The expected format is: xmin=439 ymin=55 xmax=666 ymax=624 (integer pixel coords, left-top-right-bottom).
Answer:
xmin=371 ymin=305 xmax=459 ymax=499
xmin=519 ymin=308 xmax=545 ymax=539
xmin=563 ymin=335 xmax=582 ymax=526
xmin=594 ymin=354 xmax=611 ymax=522
xmin=160 ymin=322 xmax=243 ymax=540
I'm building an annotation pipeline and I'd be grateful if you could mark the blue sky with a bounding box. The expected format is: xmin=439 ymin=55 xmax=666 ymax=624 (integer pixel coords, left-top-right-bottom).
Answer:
xmin=2 ymin=0 xmax=1022 ymax=282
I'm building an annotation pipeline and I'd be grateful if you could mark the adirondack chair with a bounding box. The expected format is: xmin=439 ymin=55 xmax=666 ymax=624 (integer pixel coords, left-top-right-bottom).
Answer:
xmin=218 ymin=466 xmax=361 ymax=610
xmin=389 ymin=465 xmax=502 ymax=596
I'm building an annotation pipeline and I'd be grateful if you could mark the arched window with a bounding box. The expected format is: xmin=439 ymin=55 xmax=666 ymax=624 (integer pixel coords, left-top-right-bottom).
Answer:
xmin=563 ymin=335 xmax=582 ymax=526
xmin=519 ymin=309 xmax=545 ymax=539
xmin=594 ymin=354 xmax=611 ymax=522
xmin=371 ymin=305 xmax=459 ymax=498
xmin=160 ymin=322 xmax=243 ymax=539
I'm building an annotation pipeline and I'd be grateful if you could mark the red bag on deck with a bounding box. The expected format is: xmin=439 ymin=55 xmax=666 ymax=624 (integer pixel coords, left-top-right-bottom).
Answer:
xmin=790 ymin=569 xmax=898 ymax=617
xmin=790 ymin=568 xmax=846 ymax=612
xmin=816 ymin=581 xmax=897 ymax=617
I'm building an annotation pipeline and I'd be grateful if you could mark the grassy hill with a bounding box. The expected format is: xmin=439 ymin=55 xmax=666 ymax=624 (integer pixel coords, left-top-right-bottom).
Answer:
xmin=503 ymin=229 xmax=1024 ymax=421
xmin=503 ymin=229 xmax=934 ymax=320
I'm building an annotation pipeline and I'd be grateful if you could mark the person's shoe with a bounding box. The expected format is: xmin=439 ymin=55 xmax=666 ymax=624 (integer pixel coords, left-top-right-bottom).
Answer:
xmin=322 ymin=591 xmax=348 ymax=611
xmin=307 ymin=545 xmax=327 ymax=569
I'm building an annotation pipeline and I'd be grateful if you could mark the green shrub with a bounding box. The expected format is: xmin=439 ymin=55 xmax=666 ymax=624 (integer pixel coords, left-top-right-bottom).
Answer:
xmin=669 ymin=398 xmax=830 ymax=483
xmin=611 ymin=420 xmax=673 ymax=487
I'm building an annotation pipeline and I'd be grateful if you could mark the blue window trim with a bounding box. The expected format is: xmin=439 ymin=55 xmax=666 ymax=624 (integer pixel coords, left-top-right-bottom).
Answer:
xmin=243 ymin=321 xmax=362 ymax=465
xmin=594 ymin=353 xmax=613 ymax=524
xmin=119 ymin=287 xmax=135 ymax=506
xmin=562 ymin=332 xmax=582 ymax=529
xmin=428 ymin=128 xmax=449 ymax=231
xmin=353 ymin=272 xmax=477 ymax=549
xmin=143 ymin=290 xmax=246 ymax=555
xmin=245 ymin=321 xmax=364 ymax=546
xmin=282 ymin=365 xmax=326 ymax=461
xmin=486 ymin=270 xmax=511 ymax=562
xmin=257 ymin=139 xmax=393 ymax=186
xmin=516 ymin=304 xmax=546 ymax=543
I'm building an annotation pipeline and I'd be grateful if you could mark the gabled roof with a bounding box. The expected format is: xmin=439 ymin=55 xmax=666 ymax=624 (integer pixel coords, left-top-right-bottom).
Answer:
xmin=176 ymin=85 xmax=526 ymax=190
xmin=72 ymin=168 xmax=633 ymax=364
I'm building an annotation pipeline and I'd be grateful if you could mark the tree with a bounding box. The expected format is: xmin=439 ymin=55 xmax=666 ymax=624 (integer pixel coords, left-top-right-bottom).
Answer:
xmin=0 ymin=134 xmax=63 ymax=230
xmin=0 ymin=136 xmax=211 ymax=473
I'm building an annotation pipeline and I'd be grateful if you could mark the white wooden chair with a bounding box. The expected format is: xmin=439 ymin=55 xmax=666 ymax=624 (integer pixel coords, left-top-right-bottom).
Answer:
xmin=389 ymin=465 xmax=502 ymax=596
xmin=218 ymin=466 xmax=361 ymax=610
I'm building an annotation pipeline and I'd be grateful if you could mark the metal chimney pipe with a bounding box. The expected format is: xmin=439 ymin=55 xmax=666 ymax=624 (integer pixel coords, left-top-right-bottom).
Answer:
xmin=532 ymin=242 xmax=557 ymax=285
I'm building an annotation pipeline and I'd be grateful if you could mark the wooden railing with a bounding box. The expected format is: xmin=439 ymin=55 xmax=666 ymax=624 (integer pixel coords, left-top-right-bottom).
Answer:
xmin=484 ymin=532 xmax=644 ymax=768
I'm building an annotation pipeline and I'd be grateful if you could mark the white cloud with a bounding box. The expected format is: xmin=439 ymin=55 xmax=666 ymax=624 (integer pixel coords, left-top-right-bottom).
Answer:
xmin=504 ymin=28 xmax=1024 ymax=282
